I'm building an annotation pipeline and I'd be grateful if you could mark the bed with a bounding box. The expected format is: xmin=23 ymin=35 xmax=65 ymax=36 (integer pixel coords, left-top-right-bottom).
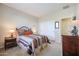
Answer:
xmin=16 ymin=26 xmax=50 ymax=56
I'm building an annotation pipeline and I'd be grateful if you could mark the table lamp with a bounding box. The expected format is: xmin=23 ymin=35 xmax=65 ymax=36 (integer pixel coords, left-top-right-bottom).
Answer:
xmin=9 ymin=29 xmax=15 ymax=38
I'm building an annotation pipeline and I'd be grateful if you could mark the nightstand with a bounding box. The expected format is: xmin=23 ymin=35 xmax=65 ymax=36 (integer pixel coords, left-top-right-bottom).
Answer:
xmin=5 ymin=37 xmax=17 ymax=50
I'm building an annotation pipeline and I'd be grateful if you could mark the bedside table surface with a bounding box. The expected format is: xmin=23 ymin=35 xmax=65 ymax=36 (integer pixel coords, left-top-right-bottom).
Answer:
xmin=5 ymin=37 xmax=16 ymax=40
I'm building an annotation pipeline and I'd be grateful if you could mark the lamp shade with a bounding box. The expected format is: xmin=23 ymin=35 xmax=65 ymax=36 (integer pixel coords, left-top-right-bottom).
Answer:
xmin=9 ymin=29 xmax=15 ymax=33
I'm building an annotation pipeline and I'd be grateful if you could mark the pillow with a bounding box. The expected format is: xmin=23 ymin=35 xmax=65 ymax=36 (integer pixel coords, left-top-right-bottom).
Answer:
xmin=17 ymin=29 xmax=25 ymax=35
xmin=24 ymin=31 xmax=33 ymax=35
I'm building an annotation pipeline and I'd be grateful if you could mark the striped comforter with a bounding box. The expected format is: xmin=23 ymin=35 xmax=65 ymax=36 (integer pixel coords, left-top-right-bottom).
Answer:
xmin=17 ymin=34 xmax=50 ymax=55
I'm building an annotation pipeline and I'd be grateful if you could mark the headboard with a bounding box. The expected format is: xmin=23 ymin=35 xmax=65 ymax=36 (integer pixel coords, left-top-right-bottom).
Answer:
xmin=16 ymin=26 xmax=29 ymax=31
xmin=16 ymin=26 xmax=33 ymax=35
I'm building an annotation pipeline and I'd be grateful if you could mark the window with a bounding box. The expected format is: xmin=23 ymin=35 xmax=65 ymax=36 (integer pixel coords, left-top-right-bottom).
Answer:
xmin=55 ymin=21 xmax=59 ymax=29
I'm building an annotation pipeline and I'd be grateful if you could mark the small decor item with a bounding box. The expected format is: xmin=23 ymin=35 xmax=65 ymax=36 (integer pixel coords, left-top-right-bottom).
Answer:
xmin=71 ymin=26 xmax=78 ymax=36
xmin=55 ymin=21 xmax=59 ymax=29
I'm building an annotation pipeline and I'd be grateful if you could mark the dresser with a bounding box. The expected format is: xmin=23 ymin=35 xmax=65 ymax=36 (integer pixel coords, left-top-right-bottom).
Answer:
xmin=62 ymin=35 xmax=79 ymax=56
xmin=5 ymin=37 xmax=17 ymax=50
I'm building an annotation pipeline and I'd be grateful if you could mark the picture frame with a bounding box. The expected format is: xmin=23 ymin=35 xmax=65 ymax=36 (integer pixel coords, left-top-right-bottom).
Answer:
xmin=55 ymin=21 xmax=59 ymax=29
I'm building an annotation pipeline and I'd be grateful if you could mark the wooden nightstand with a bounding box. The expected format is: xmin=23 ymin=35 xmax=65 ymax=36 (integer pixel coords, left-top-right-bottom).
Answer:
xmin=5 ymin=37 xmax=17 ymax=50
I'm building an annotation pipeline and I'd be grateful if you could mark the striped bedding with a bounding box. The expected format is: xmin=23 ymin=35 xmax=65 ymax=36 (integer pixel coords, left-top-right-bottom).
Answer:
xmin=17 ymin=34 xmax=50 ymax=55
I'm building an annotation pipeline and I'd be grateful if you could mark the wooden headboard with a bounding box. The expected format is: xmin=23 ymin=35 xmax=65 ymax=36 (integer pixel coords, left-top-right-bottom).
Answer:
xmin=16 ymin=26 xmax=33 ymax=35
xmin=16 ymin=26 xmax=29 ymax=31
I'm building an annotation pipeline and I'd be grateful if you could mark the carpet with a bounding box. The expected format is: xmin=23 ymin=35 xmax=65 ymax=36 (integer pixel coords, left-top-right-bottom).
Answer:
xmin=0 ymin=42 xmax=62 ymax=56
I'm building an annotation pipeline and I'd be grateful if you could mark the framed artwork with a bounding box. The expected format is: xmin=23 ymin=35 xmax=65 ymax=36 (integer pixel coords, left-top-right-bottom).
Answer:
xmin=55 ymin=21 xmax=59 ymax=29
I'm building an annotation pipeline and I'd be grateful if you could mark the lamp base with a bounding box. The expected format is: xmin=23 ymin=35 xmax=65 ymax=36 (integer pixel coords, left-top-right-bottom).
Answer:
xmin=10 ymin=33 xmax=13 ymax=38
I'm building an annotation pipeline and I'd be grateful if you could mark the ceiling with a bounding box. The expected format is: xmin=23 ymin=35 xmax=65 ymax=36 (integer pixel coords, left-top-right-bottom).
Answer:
xmin=3 ymin=3 xmax=75 ymax=18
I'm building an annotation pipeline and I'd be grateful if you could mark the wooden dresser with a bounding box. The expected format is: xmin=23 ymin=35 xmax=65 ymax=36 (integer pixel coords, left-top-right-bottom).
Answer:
xmin=62 ymin=35 xmax=79 ymax=56
xmin=5 ymin=37 xmax=17 ymax=50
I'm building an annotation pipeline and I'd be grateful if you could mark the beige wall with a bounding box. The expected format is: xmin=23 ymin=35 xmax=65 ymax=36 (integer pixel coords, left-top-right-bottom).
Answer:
xmin=0 ymin=4 xmax=38 ymax=48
